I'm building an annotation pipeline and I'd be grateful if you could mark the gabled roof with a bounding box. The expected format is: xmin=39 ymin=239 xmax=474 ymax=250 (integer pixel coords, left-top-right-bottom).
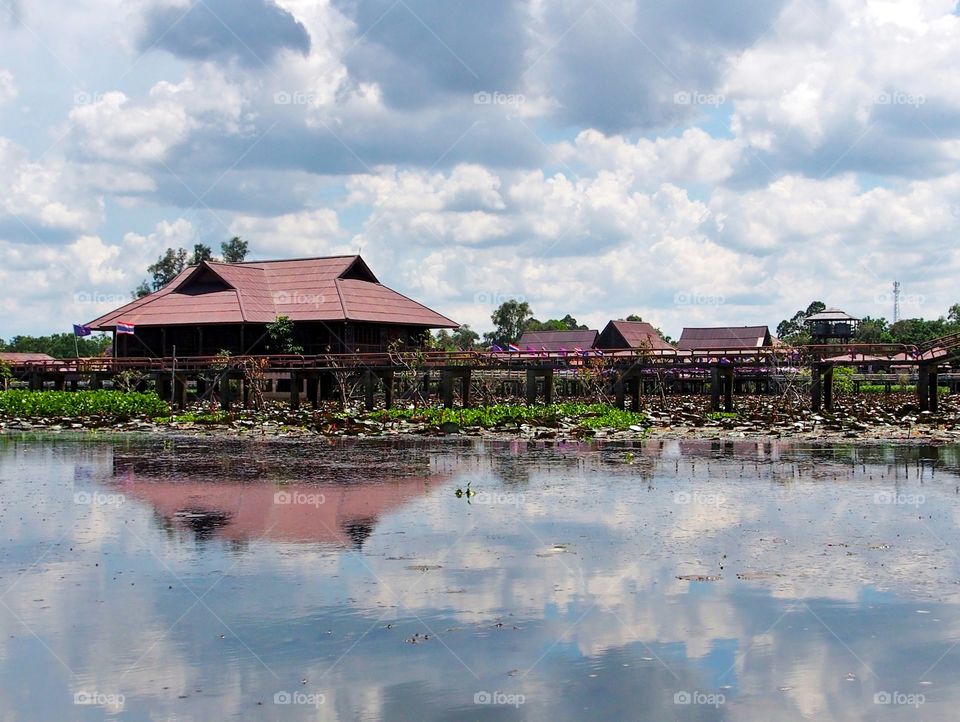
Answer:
xmin=597 ymin=320 xmax=675 ymax=351
xmin=87 ymin=256 xmax=458 ymax=330
xmin=0 ymin=352 xmax=55 ymax=363
xmin=805 ymin=308 xmax=860 ymax=323
xmin=677 ymin=325 xmax=771 ymax=351
xmin=517 ymin=329 xmax=599 ymax=351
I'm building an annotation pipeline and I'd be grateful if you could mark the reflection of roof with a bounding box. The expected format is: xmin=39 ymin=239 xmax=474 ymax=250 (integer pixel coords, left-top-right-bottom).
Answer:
xmin=806 ymin=308 xmax=860 ymax=322
xmin=677 ymin=326 xmax=771 ymax=350
xmin=598 ymin=320 xmax=675 ymax=351
xmin=117 ymin=476 xmax=435 ymax=548
xmin=87 ymin=255 xmax=458 ymax=330
xmin=517 ymin=329 xmax=598 ymax=351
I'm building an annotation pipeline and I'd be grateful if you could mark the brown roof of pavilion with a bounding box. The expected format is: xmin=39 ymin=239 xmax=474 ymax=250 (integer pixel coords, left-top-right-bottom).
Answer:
xmin=517 ymin=329 xmax=599 ymax=351
xmin=0 ymin=352 xmax=55 ymax=363
xmin=86 ymin=255 xmax=458 ymax=330
xmin=677 ymin=325 xmax=772 ymax=351
xmin=597 ymin=320 xmax=675 ymax=351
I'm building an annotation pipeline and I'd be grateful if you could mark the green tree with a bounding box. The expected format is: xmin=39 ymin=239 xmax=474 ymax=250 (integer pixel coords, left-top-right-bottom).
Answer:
xmin=776 ymin=300 xmax=826 ymax=344
xmin=854 ymin=316 xmax=891 ymax=344
xmin=266 ymin=316 xmax=303 ymax=354
xmin=948 ymin=303 xmax=960 ymax=324
xmin=221 ymin=236 xmax=249 ymax=263
xmin=188 ymin=243 xmax=214 ymax=265
xmin=485 ymin=300 xmax=533 ymax=346
xmin=133 ymin=280 xmax=152 ymax=299
xmin=450 ymin=325 xmax=479 ymax=349
xmin=4 ymin=333 xmax=110 ymax=358
xmin=147 ymin=248 xmax=188 ymax=291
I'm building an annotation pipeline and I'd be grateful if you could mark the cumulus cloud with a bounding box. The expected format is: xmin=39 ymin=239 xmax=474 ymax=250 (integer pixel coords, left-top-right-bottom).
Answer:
xmin=139 ymin=0 xmax=310 ymax=67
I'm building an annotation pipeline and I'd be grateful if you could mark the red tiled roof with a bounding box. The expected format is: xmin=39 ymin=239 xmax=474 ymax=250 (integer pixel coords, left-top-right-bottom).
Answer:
xmin=517 ymin=329 xmax=598 ymax=351
xmin=597 ymin=320 xmax=675 ymax=351
xmin=87 ymin=256 xmax=458 ymax=330
xmin=677 ymin=326 xmax=771 ymax=350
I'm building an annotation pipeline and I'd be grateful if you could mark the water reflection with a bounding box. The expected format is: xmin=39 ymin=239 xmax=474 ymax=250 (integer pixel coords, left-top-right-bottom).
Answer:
xmin=0 ymin=435 xmax=959 ymax=721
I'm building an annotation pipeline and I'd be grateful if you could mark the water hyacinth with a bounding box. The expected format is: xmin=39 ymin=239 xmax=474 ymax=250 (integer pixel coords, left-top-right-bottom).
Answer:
xmin=0 ymin=390 xmax=169 ymax=420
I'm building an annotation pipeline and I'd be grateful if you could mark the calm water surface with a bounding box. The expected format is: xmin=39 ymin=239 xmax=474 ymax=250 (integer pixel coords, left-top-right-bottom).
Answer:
xmin=1 ymin=434 xmax=959 ymax=721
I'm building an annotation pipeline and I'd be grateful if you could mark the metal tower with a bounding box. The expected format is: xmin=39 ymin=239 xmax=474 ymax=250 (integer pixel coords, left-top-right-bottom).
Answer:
xmin=893 ymin=280 xmax=901 ymax=323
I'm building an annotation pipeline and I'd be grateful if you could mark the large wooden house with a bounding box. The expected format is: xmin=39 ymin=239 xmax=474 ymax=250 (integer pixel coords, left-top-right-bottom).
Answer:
xmin=88 ymin=255 xmax=458 ymax=357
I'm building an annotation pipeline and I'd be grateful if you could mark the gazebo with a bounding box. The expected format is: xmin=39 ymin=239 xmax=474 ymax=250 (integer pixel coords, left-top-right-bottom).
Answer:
xmin=804 ymin=308 xmax=860 ymax=341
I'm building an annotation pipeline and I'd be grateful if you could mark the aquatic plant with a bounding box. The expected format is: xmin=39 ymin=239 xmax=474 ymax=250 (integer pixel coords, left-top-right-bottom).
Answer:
xmin=0 ymin=390 xmax=169 ymax=419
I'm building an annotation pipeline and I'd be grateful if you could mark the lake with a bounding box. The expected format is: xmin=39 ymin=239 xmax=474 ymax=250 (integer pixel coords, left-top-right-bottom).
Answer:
xmin=0 ymin=434 xmax=958 ymax=720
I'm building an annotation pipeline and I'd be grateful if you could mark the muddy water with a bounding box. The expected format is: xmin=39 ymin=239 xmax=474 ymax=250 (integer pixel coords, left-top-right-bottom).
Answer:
xmin=1 ymin=435 xmax=959 ymax=721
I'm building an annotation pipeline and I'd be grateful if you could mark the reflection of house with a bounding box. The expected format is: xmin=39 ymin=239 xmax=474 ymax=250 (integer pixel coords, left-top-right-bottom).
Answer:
xmin=596 ymin=320 xmax=674 ymax=351
xmin=517 ymin=329 xmax=598 ymax=351
xmin=677 ymin=326 xmax=772 ymax=351
xmin=118 ymin=477 xmax=434 ymax=549
xmin=87 ymin=255 xmax=458 ymax=357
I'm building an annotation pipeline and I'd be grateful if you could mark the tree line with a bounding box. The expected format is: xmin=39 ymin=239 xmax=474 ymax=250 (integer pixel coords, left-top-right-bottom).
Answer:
xmin=777 ymin=301 xmax=960 ymax=346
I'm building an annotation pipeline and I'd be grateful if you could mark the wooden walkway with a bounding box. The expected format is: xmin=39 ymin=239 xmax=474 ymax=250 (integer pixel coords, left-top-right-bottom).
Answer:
xmin=3 ymin=336 xmax=960 ymax=413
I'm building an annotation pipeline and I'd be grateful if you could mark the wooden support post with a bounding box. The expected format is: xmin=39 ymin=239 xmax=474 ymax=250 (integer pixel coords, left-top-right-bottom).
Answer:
xmin=460 ymin=370 xmax=471 ymax=408
xmin=53 ymin=376 xmax=65 ymax=391
xmin=930 ymin=370 xmax=939 ymax=413
xmin=196 ymin=376 xmax=207 ymax=398
xmin=710 ymin=367 xmax=721 ymax=411
xmin=823 ymin=366 xmax=834 ymax=412
xmin=630 ymin=376 xmax=640 ymax=413
xmin=29 ymin=373 xmax=41 ymax=391
xmin=363 ymin=370 xmax=375 ymax=411
xmin=382 ymin=371 xmax=394 ymax=410
xmin=811 ymin=365 xmax=822 ymax=411
xmin=421 ymin=372 xmax=431 ymax=402
xmin=306 ymin=375 xmax=319 ymax=409
xmin=543 ymin=368 xmax=553 ymax=405
xmin=241 ymin=379 xmax=250 ymax=409
xmin=441 ymin=370 xmax=454 ymax=409
xmin=320 ymin=372 xmax=335 ymax=400
xmin=69 ymin=379 xmax=78 ymax=392
xmin=615 ymin=374 xmax=626 ymax=409
xmin=526 ymin=369 xmax=538 ymax=405
xmin=917 ymin=366 xmax=930 ymax=412
xmin=89 ymin=373 xmax=101 ymax=390
xmin=723 ymin=367 xmax=733 ymax=413
xmin=219 ymin=374 xmax=231 ymax=411
xmin=174 ymin=376 xmax=187 ymax=409
xmin=289 ymin=372 xmax=301 ymax=410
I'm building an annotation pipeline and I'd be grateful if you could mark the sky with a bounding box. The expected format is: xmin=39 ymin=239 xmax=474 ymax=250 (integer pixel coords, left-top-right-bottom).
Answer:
xmin=1 ymin=0 xmax=959 ymax=340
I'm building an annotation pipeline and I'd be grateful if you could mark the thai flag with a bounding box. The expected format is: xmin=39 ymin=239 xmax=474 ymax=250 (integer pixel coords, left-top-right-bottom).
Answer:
xmin=490 ymin=344 xmax=504 ymax=352
xmin=594 ymin=349 xmax=604 ymax=357
xmin=508 ymin=343 xmax=521 ymax=352
xmin=116 ymin=321 xmax=135 ymax=335
xmin=73 ymin=324 xmax=92 ymax=337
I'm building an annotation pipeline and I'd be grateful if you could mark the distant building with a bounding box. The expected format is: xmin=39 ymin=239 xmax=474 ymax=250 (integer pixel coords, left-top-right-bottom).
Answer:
xmin=677 ymin=326 xmax=772 ymax=351
xmin=0 ymin=353 xmax=55 ymax=364
xmin=596 ymin=320 xmax=674 ymax=351
xmin=88 ymin=256 xmax=458 ymax=357
xmin=517 ymin=329 xmax=598 ymax=352
xmin=804 ymin=308 xmax=860 ymax=341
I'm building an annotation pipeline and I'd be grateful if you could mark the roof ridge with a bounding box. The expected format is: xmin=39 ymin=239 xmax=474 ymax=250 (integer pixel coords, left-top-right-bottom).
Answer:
xmin=206 ymin=254 xmax=360 ymax=266
xmin=333 ymin=277 xmax=350 ymax=319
